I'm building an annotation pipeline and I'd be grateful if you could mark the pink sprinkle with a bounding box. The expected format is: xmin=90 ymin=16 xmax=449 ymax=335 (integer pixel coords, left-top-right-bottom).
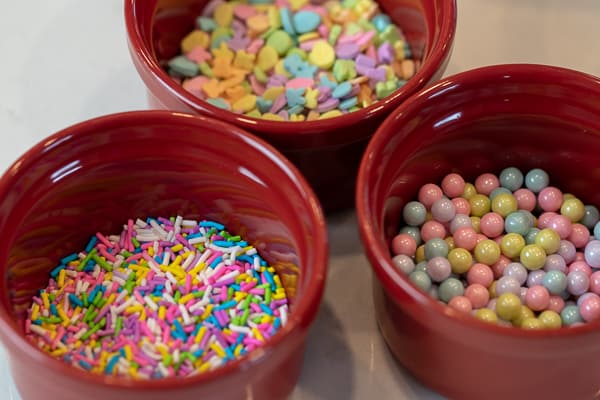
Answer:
xmin=249 ymin=288 xmax=265 ymax=295
xmin=185 ymin=275 xmax=192 ymax=294
xmin=250 ymin=303 xmax=262 ymax=313
xmin=241 ymin=280 xmax=257 ymax=292
xmin=134 ymin=291 xmax=144 ymax=305
xmin=139 ymin=321 xmax=154 ymax=339
xmin=126 ymin=253 xmax=143 ymax=263
xmin=99 ymin=247 xmax=117 ymax=263
xmin=119 ymin=230 xmax=126 ymax=249
xmin=275 ymin=0 xmax=288 ymax=7
xmin=175 ymin=233 xmax=190 ymax=248
xmin=205 ymin=252 xmax=222 ymax=266
xmin=127 ymin=219 xmax=135 ymax=252
xmin=96 ymin=232 xmax=112 ymax=248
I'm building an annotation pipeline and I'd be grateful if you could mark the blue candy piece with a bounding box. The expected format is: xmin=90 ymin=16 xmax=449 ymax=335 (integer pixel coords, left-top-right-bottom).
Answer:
xmin=197 ymin=17 xmax=216 ymax=31
xmin=332 ymin=81 xmax=352 ymax=98
xmin=206 ymin=97 xmax=231 ymax=110
xmin=339 ymin=96 xmax=358 ymax=110
xmin=292 ymin=11 xmax=321 ymax=34
xmin=284 ymin=53 xmax=303 ymax=75
xmin=256 ymin=97 xmax=273 ymax=113
xmin=280 ymin=8 xmax=296 ymax=35
xmin=288 ymin=104 xmax=304 ymax=115
xmin=319 ymin=74 xmax=337 ymax=88
xmin=371 ymin=14 xmax=392 ymax=32
xmin=295 ymin=64 xmax=318 ymax=78
xmin=285 ymin=88 xmax=306 ymax=107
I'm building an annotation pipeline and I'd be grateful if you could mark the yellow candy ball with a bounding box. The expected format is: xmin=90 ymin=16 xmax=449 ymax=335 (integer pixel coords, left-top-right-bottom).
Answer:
xmin=415 ymin=245 xmax=426 ymax=263
xmin=563 ymin=193 xmax=576 ymax=201
xmin=489 ymin=281 xmax=497 ymax=298
xmin=469 ymin=194 xmax=491 ymax=217
xmin=474 ymin=308 xmax=498 ymax=324
xmin=491 ymin=193 xmax=518 ymax=217
xmin=448 ymin=248 xmax=473 ymax=274
xmin=474 ymin=239 xmax=501 ymax=265
xmin=560 ymin=198 xmax=585 ymax=222
xmin=470 ymin=216 xmax=481 ymax=233
xmin=538 ymin=310 xmax=562 ymax=329
xmin=496 ymin=293 xmax=522 ymax=321
xmin=519 ymin=244 xmax=547 ymax=270
xmin=521 ymin=317 xmax=544 ymax=330
xmin=513 ymin=305 xmax=535 ymax=327
xmin=462 ymin=183 xmax=477 ymax=200
xmin=500 ymin=233 xmax=526 ymax=258
xmin=445 ymin=236 xmax=456 ymax=251
xmin=534 ymin=228 xmax=561 ymax=254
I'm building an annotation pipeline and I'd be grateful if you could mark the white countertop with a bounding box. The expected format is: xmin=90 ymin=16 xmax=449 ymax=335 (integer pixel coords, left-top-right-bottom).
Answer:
xmin=2 ymin=1 xmax=600 ymax=399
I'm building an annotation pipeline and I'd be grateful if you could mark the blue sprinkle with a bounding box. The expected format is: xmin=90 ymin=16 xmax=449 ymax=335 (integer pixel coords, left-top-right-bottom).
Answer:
xmin=236 ymin=333 xmax=246 ymax=346
xmin=69 ymin=294 xmax=84 ymax=308
xmin=339 ymin=96 xmax=358 ymax=110
xmin=231 ymin=284 xmax=241 ymax=291
xmin=237 ymin=241 xmax=248 ymax=247
xmin=119 ymin=348 xmax=126 ymax=357
xmin=213 ymin=240 xmax=235 ymax=248
xmin=186 ymin=232 xmax=205 ymax=239
xmin=237 ymin=255 xmax=253 ymax=264
xmin=134 ymin=248 xmax=142 ymax=254
xmin=200 ymin=221 xmax=225 ymax=230
xmin=263 ymin=270 xmax=275 ymax=288
xmin=173 ymin=319 xmax=185 ymax=334
xmin=224 ymin=346 xmax=234 ymax=359
xmin=78 ymin=360 xmax=92 ymax=371
xmin=154 ymin=256 xmax=162 ymax=263
xmin=215 ymin=300 xmax=237 ymax=310
xmin=84 ymin=237 xmax=98 ymax=253
xmin=61 ymin=253 xmax=79 ymax=264
xmin=193 ymin=349 xmax=205 ymax=358
xmin=32 ymin=319 xmax=42 ymax=325
xmin=105 ymin=355 xmax=120 ymax=374
xmin=210 ymin=256 xmax=223 ymax=268
xmin=273 ymin=317 xmax=281 ymax=329
xmin=50 ymin=264 xmax=66 ymax=278
xmin=259 ymin=303 xmax=273 ymax=316
xmin=332 ymin=81 xmax=352 ymax=98
xmin=372 ymin=14 xmax=391 ymax=32
xmin=280 ymin=8 xmax=296 ymax=35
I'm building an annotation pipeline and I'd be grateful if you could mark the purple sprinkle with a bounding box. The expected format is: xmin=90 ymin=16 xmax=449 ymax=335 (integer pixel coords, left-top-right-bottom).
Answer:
xmin=377 ymin=42 xmax=395 ymax=64
xmin=212 ymin=328 xmax=229 ymax=347
xmin=270 ymin=94 xmax=287 ymax=113
xmin=213 ymin=278 xmax=235 ymax=287
xmin=335 ymin=42 xmax=360 ymax=59
xmin=315 ymin=98 xmax=340 ymax=113
xmin=355 ymin=54 xmax=376 ymax=68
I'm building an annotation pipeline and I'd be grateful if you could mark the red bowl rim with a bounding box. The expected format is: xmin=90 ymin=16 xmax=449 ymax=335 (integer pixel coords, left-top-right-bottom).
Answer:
xmin=0 ymin=110 xmax=329 ymax=389
xmin=124 ymin=0 xmax=457 ymax=135
xmin=356 ymin=63 xmax=600 ymax=338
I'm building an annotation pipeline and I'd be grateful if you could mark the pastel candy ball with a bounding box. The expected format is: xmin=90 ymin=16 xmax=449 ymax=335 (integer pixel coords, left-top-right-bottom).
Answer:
xmin=447 ymin=248 xmax=473 ymax=274
xmin=568 ymin=223 xmax=590 ymax=248
xmin=521 ymin=317 xmax=544 ymax=330
xmin=453 ymin=227 xmax=478 ymax=251
xmin=534 ymin=228 xmax=561 ymax=254
xmin=504 ymin=262 xmax=528 ymax=285
xmin=499 ymin=167 xmax=524 ymax=191
xmin=424 ymin=238 xmax=449 ymax=260
xmin=513 ymin=305 xmax=535 ymax=327
xmin=543 ymin=254 xmax=567 ymax=273
xmin=513 ymin=188 xmax=537 ymax=212
xmin=403 ymin=201 xmax=427 ymax=226
xmin=524 ymin=168 xmax=549 ymax=193
xmin=581 ymin=205 xmax=600 ymax=229
xmin=474 ymin=173 xmax=499 ymax=195
xmin=495 ymin=276 xmax=521 ymax=296
xmin=538 ymin=310 xmax=562 ymax=329
xmin=560 ymin=304 xmax=583 ymax=326
xmin=496 ymin=292 xmax=522 ymax=321
xmin=567 ymin=271 xmax=590 ymax=296
xmin=441 ymin=173 xmax=466 ymax=198
xmin=474 ymin=239 xmax=501 ymax=265
xmin=474 ymin=308 xmax=498 ymax=324
xmin=526 ymin=270 xmax=546 ymax=287
xmin=461 ymin=183 xmax=477 ymax=200
xmin=489 ymin=187 xmax=511 ymax=201
xmin=438 ymin=277 xmax=465 ymax=303
xmin=391 ymin=233 xmax=417 ymax=256
xmin=561 ymin=197 xmax=585 ymax=222
xmin=590 ymin=271 xmax=600 ymax=295
xmin=579 ymin=295 xmax=600 ymax=322
xmin=543 ymin=270 xmax=568 ymax=295
xmin=520 ymin=244 xmax=546 ymax=271
xmin=558 ymin=240 xmax=577 ymax=263
xmin=537 ymin=212 xmax=557 ymax=229
xmin=450 ymin=214 xmax=472 ymax=234
xmin=548 ymin=295 xmax=565 ymax=313
xmin=525 ymin=228 xmax=540 ymax=245
xmin=500 ymin=233 xmax=526 ymax=259
xmin=409 ymin=270 xmax=432 ymax=292
xmin=421 ymin=221 xmax=446 ymax=242
xmin=537 ymin=186 xmax=563 ymax=212
xmin=584 ymin=240 xmax=600 ymax=268
xmin=448 ymin=296 xmax=473 ymax=313
xmin=465 ymin=283 xmax=489 ymax=309
xmin=525 ymin=285 xmax=550 ymax=311
xmin=431 ymin=197 xmax=456 ymax=223
xmin=469 ymin=194 xmax=491 ymax=217
xmin=595 ymin=221 xmax=600 ymax=240
xmin=418 ymin=184 xmax=444 ymax=209
xmin=505 ymin=211 xmax=532 ymax=236
xmin=392 ymin=254 xmax=415 ymax=275
xmin=451 ymin=198 xmax=471 ymax=215
xmin=480 ymin=212 xmax=504 ymax=238
xmin=399 ymin=226 xmax=421 ymax=246
xmin=467 ymin=263 xmax=494 ymax=287
xmin=426 ymin=257 xmax=452 ymax=282
xmin=491 ymin=193 xmax=518 ymax=217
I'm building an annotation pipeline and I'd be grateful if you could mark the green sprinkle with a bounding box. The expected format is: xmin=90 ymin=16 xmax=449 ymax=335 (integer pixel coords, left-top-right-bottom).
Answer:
xmin=131 ymin=238 xmax=140 ymax=248
xmin=227 ymin=287 xmax=234 ymax=300
xmin=240 ymin=308 xmax=250 ymax=325
xmin=97 ymin=298 xmax=107 ymax=309
xmin=122 ymin=250 xmax=132 ymax=258
xmin=77 ymin=249 xmax=97 ymax=272
xmin=92 ymin=291 xmax=103 ymax=306
xmin=92 ymin=254 xmax=113 ymax=272
xmin=82 ymin=292 xmax=89 ymax=307
xmin=115 ymin=317 xmax=123 ymax=336
xmin=265 ymin=287 xmax=272 ymax=304
xmin=174 ymin=291 xmax=181 ymax=302
xmin=163 ymin=354 xmax=173 ymax=366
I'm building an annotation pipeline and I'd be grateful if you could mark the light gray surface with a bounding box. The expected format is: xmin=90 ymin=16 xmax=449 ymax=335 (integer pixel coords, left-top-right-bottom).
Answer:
xmin=1 ymin=1 xmax=600 ymax=399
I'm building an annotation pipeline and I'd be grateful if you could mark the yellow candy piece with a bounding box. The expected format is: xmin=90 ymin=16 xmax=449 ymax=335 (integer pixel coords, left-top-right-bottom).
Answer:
xmin=201 ymin=79 xmax=224 ymax=98
xmin=308 ymin=40 xmax=335 ymax=70
xmin=214 ymin=3 xmax=234 ymax=27
xmin=298 ymin=32 xmax=320 ymax=42
xmin=245 ymin=109 xmax=262 ymax=118
xmin=247 ymin=14 xmax=270 ymax=35
xmin=289 ymin=0 xmax=308 ymax=10
xmin=233 ymin=50 xmax=256 ymax=71
xmin=563 ymin=193 xmax=576 ymax=201
xmin=263 ymin=86 xmax=285 ymax=101
xmin=393 ymin=40 xmax=406 ymax=61
xmin=211 ymin=42 xmax=234 ymax=63
xmin=307 ymin=110 xmax=320 ymax=120
xmin=290 ymin=114 xmax=306 ymax=122
xmin=319 ymin=110 xmax=343 ymax=119
xmin=267 ymin=7 xmax=281 ymax=29
xmin=469 ymin=194 xmax=491 ymax=217
xmin=470 ymin=216 xmax=481 ymax=233
xmin=488 ymin=281 xmax=497 ymax=298
xmin=414 ymin=245 xmax=425 ymax=263
xmin=256 ymin=45 xmax=279 ymax=71
xmin=221 ymin=70 xmax=247 ymax=89
xmin=181 ymin=30 xmax=210 ymax=53
xmin=305 ymin=87 xmax=319 ymax=109
xmin=274 ymin=59 xmax=291 ymax=77
xmin=225 ymin=86 xmax=247 ymax=103
xmin=262 ymin=112 xmax=285 ymax=121
xmin=445 ymin=236 xmax=455 ymax=251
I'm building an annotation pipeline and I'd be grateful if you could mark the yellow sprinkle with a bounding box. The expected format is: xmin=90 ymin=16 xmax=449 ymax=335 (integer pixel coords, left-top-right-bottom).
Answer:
xmin=125 ymin=305 xmax=143 ymax=315
xmin=147 ymin=246 xmax=154 ymax=257
xmin=179 ymin=294 xmax=195 ymax=304
xmin=262 ymin=113 xmax=285 ymax=121
xmin=199 ymin=362 xmax=211 ymax=373
xmin=31 ymin=303 xmax=40 ymax=321
xmin=234 ymin=292 xmax=246 ymax=302
xmin=57 ymin=307 xmax=69 ymax=325
xmin=182 ymin=251 xmax=193 ymax=259
xmin=210 ymin=343 xmax=226 ymax=358
xmin=171 ymin=244 xmax=184 ymax=253
xmin=274 ymin=275 xmax=282 ymax=288
xmin=173 ymin=255 xmax=183 ymax=266
xmin=297 ymin=32 xmax=319 ymax=42
xmin=129 ymin=367 xmax=138 ymax=378
xmin=124 ymin=345 xmax=133 ymax=360
xmin=57 ymin=269 xmax=66 ymax=288
xmin=41 ymin=292 xmax=50 ymax=310
xmin=189 ymin=262 xmax=206 ymax=277
xmin=158 ymin=306 xmax=166 ymax=320
xmin=106 ymin=293 xmax=116 ymax=305
xmin=202 ymin=305 xmax=213 ymax=320
xmin=194 ymin=326 xmax=207 ymax=344
xmin=261 ymin=315 xmax=272 ymax=324
xmin=50 ymin=348 xmax=67 ymax=357
xmin=252 ymin=327 xmax=264 ymax=342
xmin=90 ymin=339 xmax=97 ymax=348
xmin=319 ymin=110 xmax=343 ymax=119
xmin=273 ymin=293 xmax=287 ymax=301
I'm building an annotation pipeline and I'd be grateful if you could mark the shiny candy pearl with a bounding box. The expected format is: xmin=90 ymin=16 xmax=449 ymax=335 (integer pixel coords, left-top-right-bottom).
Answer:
xmin=489 ymin=187 xmax=511 ymax=201
xmin=496 ymin=292 xmax=522 ymax=321
xmin=453 ymin=227 xmax=478 ymax=251
xmin=487 ymin=299 xmax=498 ymax=313
xmin=579 ymin=295 xmax=600 ymax=322
xmin=521 ymin=318 xmax=544 ymax=330
xmin=408 ymin=270 xmax=432 ymax=292
xmin=467 ymin=263 xmax=494 ymax=287
xmin=500 ymin=233 xmax=526 ymax=258
xmin=431 ymin=197 xmax=456 ymax=223
xmin=415 ymin=261 xmax=428 ymax=273
xmin=513 ymin=188 xmax=536 ymax=212
xmin=548 ymin=295 xmax=565 ymax=313
xmin=547 ymin=215 xmax=572 ymax=239
xmin=391 ymin=233 xmax=416 ymax=256
xmin=538 ymin=310 xmax=562 ymax=329
xmin=505 ymin=211 xmax=532 ymax=236
xmin=519 ymin=244 xmax=546 ymax=270
xmin=537 ymin=212 xmax=557 ymax=229
xmin=594 ymin=221 xmax=600 ymax=240
xmin=445 ymin=236 xmax=456 ymax=251
xmin=543 ymin=270 xmax=568 ymax=295
xmin=492 ymin=255 xmax=511 ymax=279
xmin=560 ymin=197 xmax=585 ymax=222
xmin=577 ymin=292 xmax=597 ymax=307
xmin=451 ymin=197 xmax=471 ymax=215
xmin=447 ymin=248 xmax=473 ymax=274
xmin=399 ymin=226 xmax=422 ymax=246
xmin=474 ymin=308 xmax=498 ymax=324
xmin=543 ymin=254 xmax=567 ymax=273
xmin=527 ymin=270 xmax=546 ymax=288
xmin=560 ymin=304 xmax=583 ymax=326
xmin=504 ymin=262 xmax=528 ymax=285
xmin=525 ymin=228 xmax=540 ymax=245
xmin=581 ymin=205 xmax=600 ymax=230
xmin=491 ymin=193 xmax=518 ymax=217
xmin=495 ymin=276 xmax=522 ymax=296
xmin=469 ymin=194 xmax=491 ymax=217
xmin=480 ymin=212 xmax=504 ymax=238
xmin=524 ymin=168 xmax=549 ymax=193
xmin=448 ymin=296 xmax=472 ymax=313
xmin=426 ymin=257 xmax=452 ymax=282
xmin=567 ymin=271 xmax=590 ymax=296
xmin=589 ymin=271 xmax=600 ymax=295
xmin=568 ymin=261 xmax=591 ymax=276
xmin=568 ymin=223 xmax=589 ymax=248
xmin=474 ymin=173 xmax=499 ymax=196
xmin=525 ymin=285 xmax=550 ymax=311
xmin=450 ymin=214 xmax=472 ymax=234
xmin=461 ymin=182 xmax=477 ymax=200
xmin=441 ymin=173 xmax=465 ymax=198
xmin=424 ymin=238 xmax=449 ymax=260
xmin=534 ymin=228 xmax=561 ymax=254
xmin=420 ymin=221 xmax=447 ymax=242
xmin=537 ymin=186 xmax=563 ymax=212
xmin=402 ymin=201 xmax=427 ymax=226
xmin=438 ymin=277 xmax=464 ymax=303
xmin=415 ymin=246 xmax=426 ymax=263
xmin=392 ymin=254 xmax=415 ymax=275
xmin=499 ymin=167 xmax=524 ymax=191
xmin=474 ymin=239 xmax=501 ymax=265
xmin=584 ymin=240 xmax=600 ymax=268
xmin=519 ymin=287 xmax=528 ymax=303
xmin=558 ymin=240 xmax=576 ymax=263
xmin=464 ymin=283 xmax=489 ymax=309
xmin=418 ymin=183 xmax=443 ymax=209
xmin=470 ymin=216 xmax=481 ymax=233
xmin=513 ymin=305 xmax=535 ymax=327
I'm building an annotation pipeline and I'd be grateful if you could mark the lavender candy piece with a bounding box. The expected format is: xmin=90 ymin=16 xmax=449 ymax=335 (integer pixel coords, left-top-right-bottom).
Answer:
xmin=316 ymin=98 xmax=340 ymax=113
xmin=377 ymin=42 xmax=395 ymax=64
xmin=336 ymin=42 xmax=360 ymax=60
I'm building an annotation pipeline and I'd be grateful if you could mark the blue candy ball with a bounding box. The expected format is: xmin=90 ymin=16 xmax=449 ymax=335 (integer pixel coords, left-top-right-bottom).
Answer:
xmin=524 ymin=168 xmax=549 ymax=193
xmin=499 ymin=167 xmax=524 ymax=191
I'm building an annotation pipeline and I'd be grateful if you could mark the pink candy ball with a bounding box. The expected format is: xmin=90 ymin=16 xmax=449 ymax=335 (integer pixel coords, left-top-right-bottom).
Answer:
xmin=476 ymin=234 xmax=488 ymax=244
xmin=568 ymin=223 xmax=590 ymax=249
xmin=441 ymin=173 xmax=466 ymax=198
xmin=418 ymin=183 xmax=444 ymax=209
xmin=589 ymin=271 xmax=600 ymax=295
xmin=448 ymin=296 xmax=473 ymax=313
xmin=492 ymin=255 xmax=511 ymax=279
xmin=452 ymin=197 xmax=471 ymax=215
xmin=575 ymin=252 xmax=585 ymax=262
xmin=579 ymin=295 xmax=600 ymax=322
xmin=547 ymin=295 xmax=565 ymax=313
xmin=513 ymin=188 xmax=537 ymax=212
xmin=537 ymin=186 xmax=563 ymax=212
xmin=537 ymin=212 xmax=558 ymax=229
xmin=480 ymin=212 xmax=504 ymax=238
xmin=431 ymin=197 xmax=456 ymax=223
xmin=453 ymin=227 xmax=478 ymax=251
xmin=391 ymin=233 xmax=417 ymax=256
xmin=474 ymin=173 xmax=499 ymax=196
xmin=525 ymin=285 xmax=550 ymax=311
xmin=568 ymin=261 xmax=592 ymax=277
xmin=548 ymin=214 xmax=573 ymax=239
xmin=465 ymin=283 xmax=490 ymax=309
xmin=467 ymin=263 xmax=494 ymax=287
xmin=421 ymin=221 xmax=447 ymax=242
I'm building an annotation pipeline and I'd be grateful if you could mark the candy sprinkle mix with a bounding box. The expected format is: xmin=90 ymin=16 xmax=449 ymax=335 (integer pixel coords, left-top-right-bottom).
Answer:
xmin=25 ymin=217 xmax=289 ymax=379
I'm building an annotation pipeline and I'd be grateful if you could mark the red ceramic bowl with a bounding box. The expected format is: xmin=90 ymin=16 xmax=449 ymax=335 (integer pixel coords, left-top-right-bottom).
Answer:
xmin=124 ymin=0 xmax=456 ymax=212
xmin=0 ymin=111 xmax=328 ymax=400
xmin=356 ymin=65 xmax=600 ymax=400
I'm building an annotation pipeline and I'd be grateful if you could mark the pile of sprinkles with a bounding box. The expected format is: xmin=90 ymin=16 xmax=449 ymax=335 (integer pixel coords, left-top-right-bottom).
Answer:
xmin=25 ymin=217 xmax=289 ymax=379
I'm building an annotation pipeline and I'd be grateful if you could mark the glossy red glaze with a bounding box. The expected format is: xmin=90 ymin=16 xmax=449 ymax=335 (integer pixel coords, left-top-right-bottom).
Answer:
xmin=124 ymin=0 xmax=456 ymax=212
xmin=357 ymin=65 xmax=600 ymax=400
xmin=0 ymin=111 xmax=328 ymax=400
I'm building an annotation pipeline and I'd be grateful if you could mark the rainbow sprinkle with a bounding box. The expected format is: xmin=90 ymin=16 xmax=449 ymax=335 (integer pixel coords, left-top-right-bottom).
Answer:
xmin=25 ymin=217 xmax=289 ymax=379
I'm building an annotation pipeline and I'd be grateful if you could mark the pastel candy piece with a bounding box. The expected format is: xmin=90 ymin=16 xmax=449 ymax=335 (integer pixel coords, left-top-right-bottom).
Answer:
xmin=372 ymin=13 xmax=392 ymax=32
xmin=266 ymin=30 xmax=293 ymax=56
xmin=286 ymin=77 xmax=314 ymax=89
xmin=317 ymin=85 xmax=332 ymax=100
xmin=305 ymin=87 xmax=319 ymax=109
xmin=356 ymin=30 xmax=376 ymax=48
xmin=319 ymin=110 xmax=343 ymax=119
xmin=355 ymin=54 xmax=376 ymax=67
xmin=228 ymin=36 xmax=250 ymax=52
xmin=198 ymin=62 xmax=213 ymax=77
xmin=233 ymin=4 xmax=256 ymax=19
xmin=183 ymin=76 xmax=210 ymax=92
xmin=210 ymin=27 xmax=232 ymax=49
xmin=201 ymin=78 xmax=224 ymax=97
xmin=211 ymin=41 xmax=234 ymax=62
xmin=233 ymin=50 xmax=256 ymax=71
xmin=289 ymin=0 xmax=309 ymax=10
xmin=253 ymin=66 xmax=268 ymax=83
xmin=402 ymin=59 xmax=416 ymax=79
xmin=307 ymin=110 xmax=320 ymax=120
xmin=233 ymin=94 xmax=257 ymax=113
xmin=288 ymin=104 xmax=304 ymax=115
xmin=294 ymin=63 xmax=318 ymax=78
xmin=263 ymin=86 xmax=286 ymax=100
xmin=206 ymin=97 xmax=231 ymax=110
xmin=197 ymin=17 xmax=217 ymax=32
xmin=214 ymin=3 xmax=234 ymax=27
xmin=202 ymin=0 xmax=224 ymax=16
xmin=181 ymin=31 xmax=210 ymax=53
xmin=336 ymin=42 xmax=360 ymax=59
xmin=256 ymin=97 xmax=273 ymax=113
xmin=187 ymin=46 xmax=211 ymax=63
xmin=290 ymin=114 xmax=306 ymax=122
xmin=355 ymin=63 xmax=373 ymax=76
xmin=375 ymin=80 xmax=397 ymax=99
xmin=338 ymin=32 xmax=362 ymax=44
xmin=298 ymin=32 xmax=320 ymax=42
xmin=366 ymin=44 xmax=377 ymax=60
xmin=245 ymin=109 xmax=262 ymax=118
xmin=332 ymin=81 xmax=352 ymax=98
xmin=377 ymin=42 xmax=394 ymax=64
xmin=308 ymin=41 xmax=335 ymax=69
xmin=280 ymin=8 xmax=296 ymax=35
xmin=284 ymin=53 xmax=303 ymax=75
xmin=319 ymin=75 xmax=337 ymax=89
xmin=332 ymin=59 xmax=356 ymax=81
xmin=292 ymin=11 xmax=321 ymax=34
xmin=277 ymin=109 xmax=289 ymax=120
xmin=299 ymin=39 xmax=320 ymax=51
xmin=366 ymin=66 xmax=387 ymax=82
xmin=247 ymin=14 xmax=270 ymax=34
xmin=256 ymin=46 xmax=279 ymax=71
xmin=267 ymin=73 xmax=288 ymax=88
xmin=168 ymin=56 xmax=199 ymax=77
xmin=328 ymin=24 xmax=342 ymax=45
xmin=262 ymin=112 xmax=285 ymax=121
xmin=318 ymin=25 xmax=328 ymax=39
xmin=285 ymin=88 xmax=306 ymax=107
xmin=246 ymin=38 xmax=264 ymax=54
xmin=270 ymin=94 xmax=287 ymax=113
xmin=274 ymin=59 xmax=292 ymax=77
xmin=339 ymin=96 xmax=358 ymax=110
xmin=268 ymin=7 xmax=282 ymax=29
xmin=249 ymin=75 xmax=266 ymax=96
xmin=316 ymin=97 xmax=339 ymax=113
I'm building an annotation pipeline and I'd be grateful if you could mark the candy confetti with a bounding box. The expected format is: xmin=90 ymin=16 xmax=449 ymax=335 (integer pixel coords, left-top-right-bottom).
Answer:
xmin=26 ymin=217 xmax=289 ymax=378
xmin=167 ymin=0 xmax=418 ymax=121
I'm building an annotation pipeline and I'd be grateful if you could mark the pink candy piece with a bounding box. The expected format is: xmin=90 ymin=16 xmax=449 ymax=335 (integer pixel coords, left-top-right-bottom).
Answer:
xmin=467 ymin=263 xmax=494 ymax=287
xmin=187 ymin=46 xmax=211 ymax=63
xmin=525 ymin=285 xmax=550 ymax=311
xmin=233 ymin=4 xmax=257 ymax=19
xmin=452 ymin=197 xmax=470 ymax=215
xmin=286 ymin=77 xmax=315 ymax=89
xmin=420 ymin=220 xmax=446 ymax=242
xmin=548 ymin=214 xmax=573 ymax=239
xmin=246 ymin=38 xmax=264 ymax=54
xmin=453 ymin=227 xmax=478 ymax=251
xmin=448 ymin=296 xmax=472 ymax=313
xmin=355 ymin=30 xmax=376 ymax=48
xmin=299 ymin=39 xmax=320 ymax=51
xmin=474 ymin=173 xmax=499 ymax=195
xmin=336 ymin=42 xmax=360 ymax=59
xmin=338 ymin=32 xmax=362 ymax=44
xmin=480 ymin=212 xmax=504 ymax=238
xmin=579 ymin=295 xmax=600 ymax=322
xmin=183 ymin=76 xmax=210 ymax=92
xmin=568 ymin=223 xmax=590 ymax=248
xmin=365 ymin=45 xmax=378 ymax=62
xmin=391 ymin=233 xmax=417 ymax=256
xmin=270 ymin=94 xmax=287 ymax=113
xmin=442 ymin=173 xmax=466 ymax=198
xmin=249 ymin=75 xmax=265 ymax=96
xmin=537 ymin=186 xmax=563 ymax=212
xmin=418 ymin=183 xmax=443 ymax=209
xmin=513 ymin=188 xmax=537 ymax=212
xmin=465 ymin=283 xmax=489 ymax=309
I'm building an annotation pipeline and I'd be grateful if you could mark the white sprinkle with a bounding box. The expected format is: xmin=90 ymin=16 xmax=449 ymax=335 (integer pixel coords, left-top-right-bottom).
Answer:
xmin=179 ymin=304 xmax=193 ymax=326
xmin=247 ymin=320 xmax=258 ymax=330
xmin=229 ymin=325 xmax=251 ymax=335
xmin=66 ymin=270 xmax=78 ymax=278
xmin=163 ymin=293 xmax=176 ymax=304
xmin=209 ymin=356 xmax=223 ymax=369
xmin=70 ymin=313 xmax=82 ymax=325
xmin=110 ymin=307 xmax=117 ymax=328
xmin=197 ymin=249 xmax=212 ymax=265
xmin=253 ymin=256 xmax=261 ymax=271
xmin=279 ymin=305 xmax=288 ymax=326
xmin=162 ymin=252 xmax=170 ymax=266
xmin=29 ymin=324 xmax=47 ymax=336
xmin=75 ymin=280 xmax=83 ymax=295
xmin=108 ymin=235 xmax=121 ymax=242
xmin=157 ymin=363 xmax=169 ymax=378
xmin=153 ymin=240 xmax=159 ymax=255
xmin=188 ymin=236 xmax=206 ymax=245
xmin=81 ymin=281 xmax=90 ymax=293
xmin=144 ymin=296 xmax=159 ymax=311
xmin=230 ymin=246 xmax=241 ymax=260
xmin=42 ymin=310 xmax=49 ymax=318
xmin=217 ymin=270 xmax=240 ymax=283
xmin=173 ymin=349 xmax=180 ymax=364
xmin=166 ymin=230 xmax=175 ymax=242
xmin=165 ymin=280 xmax=173 ymax=294
xmin=135 ymin=218 xmax=148 ymax=228
xmin=112 ymin=276 xmax=126 ymax=286
xmin=113 ymin=255 xmax=124 ymax=269
xmin=245 ymin=248 xmax=257 ymax=256
xmin=166 ymin=271 xmax=178 ymax=285
xmin=182 ymin=219 xmax=197 ymax=227
xmin=116 ymin=289 xmax=129 ymax=304
xmin=181 ymin=253 xmax=195 ymax=271
xmin=114 ymin=297 xmax=136 ymax=314
xmin=175 ymin=215 xmax=183 ymax=234
xmin=74 ymin=328 xmax=87 ymax=340
xmin=150 ymin=220 xmax=168 ymax=239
